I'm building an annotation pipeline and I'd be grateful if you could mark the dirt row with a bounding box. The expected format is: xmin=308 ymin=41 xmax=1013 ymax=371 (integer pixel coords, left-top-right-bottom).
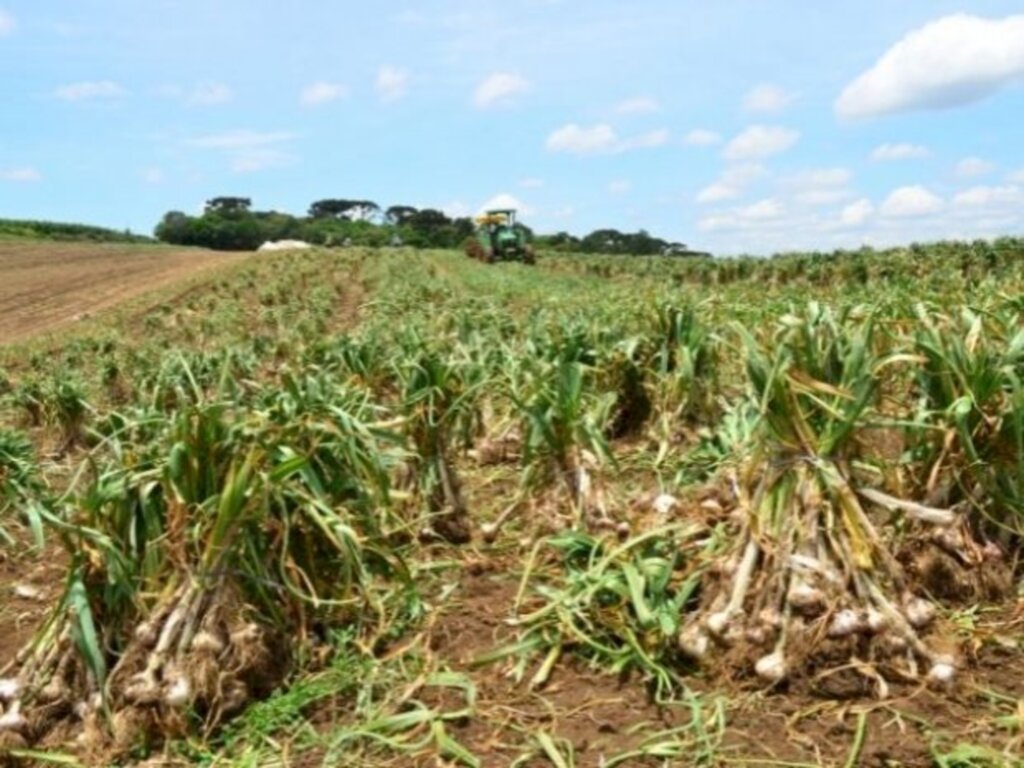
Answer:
xmin=0 ymin=241 xmax=251 ymax=345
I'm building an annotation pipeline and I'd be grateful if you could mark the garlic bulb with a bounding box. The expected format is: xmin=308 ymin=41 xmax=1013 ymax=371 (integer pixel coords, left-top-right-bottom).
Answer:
xmin=39 ymin=678 xmax=67 ymax=703
xmin=699 ymin=498 xmax=724 ymax=515
xmin=229 ymin=623 xmax=262 ymax=647
xmin=827 ymin=609 xmax=862 ymax=638
xmin=755 ymin=650 xmax=787 ymax=683
xmin=0 ymin=679 xmax=21 ymax=702
xmin=705 ymin=611 xmax=731 ymax=637
xmin=134 ymin=620 xmax=159 ymax=648
xmin=124 ymin=670 xmax=160 ymax=704
xmin=927 ymin=657 xmax=956 ymax=686
xmin=678 ymin=625 xmax=710 ymax=659
xmin=904 ymin=597 xmax=936 ymax=629
xmin=222 ymin=680 xmax=249 ymax=713
xmin=480 ymin=522 xmax=499 ymax=544
xmin=864 ymin=609 xmax=887 ymax=634
xmin=652 ymin=494 xmax=679 ymax=516
xmin=981 ymin=541 xmax=1003 ymax=561
xmin=191 ymin=630 xmax=225 ymax=655
xmin=758 ymin=607 xmax=782 ymax=629
xmin=880 ymin=633 xmax=908 ymax=653
xmin=163 ymin=675 xmax=191 ymax=708
xmin=787 ymin=581 xmax=824 ymax=613
xmin=0 ymin=702 xmax=25 ymax=732
xmin=745 ymin=626 xmax=769 ymax=645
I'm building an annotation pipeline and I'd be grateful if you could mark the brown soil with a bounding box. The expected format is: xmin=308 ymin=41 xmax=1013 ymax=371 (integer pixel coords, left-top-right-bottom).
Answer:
xmin=0 ymin=536 xmax=65 ymax=673
xmin=0 ymin=241 xmax=250 ymax=345
xmin=410 ymin=556 xmax=1024 ymax=768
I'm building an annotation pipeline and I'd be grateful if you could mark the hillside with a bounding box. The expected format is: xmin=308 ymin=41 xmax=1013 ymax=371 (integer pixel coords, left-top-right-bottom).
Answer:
xmin=0 ymin=239 xmax=251 ymax=344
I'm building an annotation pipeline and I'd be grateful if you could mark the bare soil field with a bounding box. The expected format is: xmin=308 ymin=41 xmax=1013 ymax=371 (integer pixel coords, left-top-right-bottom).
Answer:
xmin=0 ymin=241 xmax=250 ymax=345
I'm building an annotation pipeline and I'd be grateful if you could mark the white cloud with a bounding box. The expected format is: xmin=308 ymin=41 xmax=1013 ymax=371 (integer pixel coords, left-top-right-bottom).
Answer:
xmin=545 ymin=124 xmax=670 ymax=155
xmin=836 ymin=14 xmax=1024 ymax=119
xmin=187 ymin=81 xmax=231 ymax=106
xmin=880 ymin=185 xmax=943 ymax=217
xmin=442 ymin=200 xmax=471 ymax=218
xmin=478 ymin=192 xmax=532 ymax=216
xmin=54 ymin=80 xmax=126 ymax=101
xmin=723 ymin=125 xmax=799 ymax=160
xmin=954 ymin=157 xmax=995 ymax=178
xmin=743 ymin=84 xmax=794 ymax=113
xmin=621 ymin=128 xmax=669 ymax=150
xmin=871 ymin=143 xmax=929 ymax=161
xmin=376 ymin=66 xmax=409 ymax=103
xmin=696 ymin=163 xmax=766 ymax=204
xmin=547 ymin=123 xmax=618 ymax=154
xmin=952 ymin=185 xmax=1022 ymax=207
xmin=608 ymin=179 xmax=632 ymax=195
xmin=189 ymin=130 xmax=296 ymax=149
xmin=794 ymin=189 xmax=854 ymax=206
xmin=782 ymin=168 xmax=854 ymax=206
xmin=0 ymin=8 xmax=15 ymax=37
xmin=615 ymin=96 xmax=659 ymax=114
xmin=698 ymin=198 xmax=785 ymax=232
xmin=189 ymin=130 xmax=297 ymax=173
xmin=840 ymin=198 xmax=874 ymax=226
xmin=473 ymin=72 xmax=529 ymax=108
xmin=0 ymin=167 xmax=41 ymax=182
xmin=518 ymin=177 xmax=544 ymax=188
xmin=300 ymin=81 xmax=347 ymax=106
xmin=1010 ymin=169 xmax=1024 ymax=184
xmin=684 ymin=129 xmax=722 ymax=146
xmin=696 ymin=184 xmax=738 ymax=204
xmin=784 ymin=168 xmax=852 ymax=188
xmin=141 ymin=167 xmax=164 ymax=184
xmin=230 ymin=149 xmax=293 ymax=173
xmin=741 ymin=198 xmax=785 ymax=220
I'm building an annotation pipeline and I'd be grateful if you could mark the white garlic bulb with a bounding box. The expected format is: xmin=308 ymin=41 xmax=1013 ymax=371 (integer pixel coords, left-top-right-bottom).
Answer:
xmin=755 ymin=650 xmax=787 ymax=682
xmin=827 ymin=609 xmax=862 ymax=638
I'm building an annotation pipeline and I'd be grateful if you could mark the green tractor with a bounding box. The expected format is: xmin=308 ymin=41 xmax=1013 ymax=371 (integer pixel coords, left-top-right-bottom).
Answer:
xmin=465 ymin=209 xmax=536 ymax=265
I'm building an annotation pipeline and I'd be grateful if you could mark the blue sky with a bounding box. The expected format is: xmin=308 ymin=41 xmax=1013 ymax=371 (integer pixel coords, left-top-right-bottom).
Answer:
xmin=1 ymin=1 xmax=1023 ymax=254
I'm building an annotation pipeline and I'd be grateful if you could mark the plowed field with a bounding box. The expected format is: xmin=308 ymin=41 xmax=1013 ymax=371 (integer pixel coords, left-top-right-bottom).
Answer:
xmin=0 ymin=240 xmax=250 ymax=344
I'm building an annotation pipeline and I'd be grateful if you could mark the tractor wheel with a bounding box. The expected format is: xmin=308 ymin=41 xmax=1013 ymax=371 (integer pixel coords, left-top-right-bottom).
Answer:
xmin=464 ymin=239 xmax=486 ymax=261
xmin=523 ymin=246 xmax=537 ymax=265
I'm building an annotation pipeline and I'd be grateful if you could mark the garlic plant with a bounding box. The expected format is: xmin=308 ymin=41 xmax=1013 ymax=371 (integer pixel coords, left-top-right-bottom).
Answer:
xmin=679 ymin=305 xmax=963 ymax=689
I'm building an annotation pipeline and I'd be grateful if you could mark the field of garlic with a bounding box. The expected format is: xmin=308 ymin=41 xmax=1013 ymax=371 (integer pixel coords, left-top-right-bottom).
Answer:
xmin=1 ymin=241 xmax=1023 ymax=766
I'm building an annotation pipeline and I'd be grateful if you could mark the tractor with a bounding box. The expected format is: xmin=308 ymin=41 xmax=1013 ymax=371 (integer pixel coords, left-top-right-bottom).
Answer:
xmin=465 ymin=209 xmax=536 ymax=264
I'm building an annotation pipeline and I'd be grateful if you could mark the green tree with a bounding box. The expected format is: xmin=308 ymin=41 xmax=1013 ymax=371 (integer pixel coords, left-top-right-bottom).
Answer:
xmin=204 ymin=197 xmax=252 ymax=216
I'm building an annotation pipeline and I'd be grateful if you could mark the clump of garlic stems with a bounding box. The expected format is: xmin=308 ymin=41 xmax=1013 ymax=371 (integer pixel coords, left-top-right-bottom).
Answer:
xmin=677 ymin=308 xmax=966 ymax=689
xmin=6 ymin=388 xmax=403 ymax=755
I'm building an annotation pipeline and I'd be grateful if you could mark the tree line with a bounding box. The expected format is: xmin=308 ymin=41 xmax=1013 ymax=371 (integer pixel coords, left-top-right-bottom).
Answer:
xmin=153 ymin=197 xmax=703 ymax=256
xmin=0 ymin=218 xmax=151 ymax=243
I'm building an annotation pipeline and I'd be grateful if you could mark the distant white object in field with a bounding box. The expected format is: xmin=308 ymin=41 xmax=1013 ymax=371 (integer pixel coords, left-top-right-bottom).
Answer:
xmin=257 ymin=239 xmax=313 ymax=252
